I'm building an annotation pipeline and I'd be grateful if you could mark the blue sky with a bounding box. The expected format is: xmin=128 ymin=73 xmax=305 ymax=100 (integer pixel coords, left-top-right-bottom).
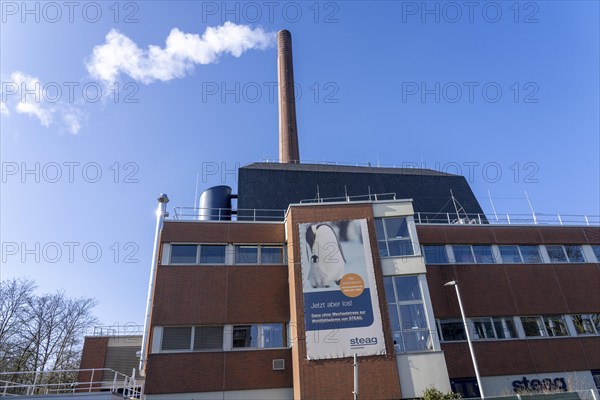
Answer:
xmin=1 ymin=1 xmax=599 ymax=326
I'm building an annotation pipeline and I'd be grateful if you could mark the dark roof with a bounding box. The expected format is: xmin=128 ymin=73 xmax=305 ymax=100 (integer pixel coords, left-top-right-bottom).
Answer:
xmin=237 ymin=162 xmax=486 ymax=219
xmin=241 ymin=162 xmax=455 ymax=176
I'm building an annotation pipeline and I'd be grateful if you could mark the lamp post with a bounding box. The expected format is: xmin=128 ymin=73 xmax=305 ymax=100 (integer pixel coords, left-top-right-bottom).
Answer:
xmin=444 ymin=280 xmax=484 ymax=398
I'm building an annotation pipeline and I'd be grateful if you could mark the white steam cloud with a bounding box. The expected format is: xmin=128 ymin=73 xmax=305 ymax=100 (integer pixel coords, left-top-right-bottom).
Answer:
xmin=86 ymin=22 xmax=275 ymax=84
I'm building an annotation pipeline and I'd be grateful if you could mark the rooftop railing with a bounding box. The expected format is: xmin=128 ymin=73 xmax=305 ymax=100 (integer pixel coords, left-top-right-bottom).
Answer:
xmin=415 ymin=212 xmax=599 ymax=226
xmin=86 ymin=324 xmax=143 ymax=337
xmin=169 ymin=206 xmax=599 ymax=227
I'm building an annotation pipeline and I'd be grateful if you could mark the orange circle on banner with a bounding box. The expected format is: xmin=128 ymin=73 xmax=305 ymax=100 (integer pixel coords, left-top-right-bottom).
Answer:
xmin=340 ymin=273 xmax=365 ymax=298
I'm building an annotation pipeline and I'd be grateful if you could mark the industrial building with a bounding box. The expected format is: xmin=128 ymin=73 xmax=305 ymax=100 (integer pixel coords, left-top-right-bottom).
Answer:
xmin=73 ymin=30 xmax=600 ymax=400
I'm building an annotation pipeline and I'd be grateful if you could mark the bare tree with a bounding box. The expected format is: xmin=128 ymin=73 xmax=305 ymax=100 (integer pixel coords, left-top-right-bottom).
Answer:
xmin=0 ymin=278 xmax=99 ymax=384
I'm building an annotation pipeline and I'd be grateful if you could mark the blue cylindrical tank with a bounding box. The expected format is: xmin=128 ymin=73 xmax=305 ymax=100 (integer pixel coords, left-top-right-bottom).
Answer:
xmin=198 ymin=185 xmax=233 ymax=221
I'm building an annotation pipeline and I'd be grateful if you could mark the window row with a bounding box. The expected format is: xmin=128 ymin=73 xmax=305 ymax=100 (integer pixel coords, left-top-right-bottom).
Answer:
xmin=423 ymin=244 xmax=600 ymax=265
xmin=437 ymin=313 xmax=600 ymax=342
xmin=168 ymin=244 xmax=285 ymax=265
xmin=159 ymin=323 xmax=286 ymax=352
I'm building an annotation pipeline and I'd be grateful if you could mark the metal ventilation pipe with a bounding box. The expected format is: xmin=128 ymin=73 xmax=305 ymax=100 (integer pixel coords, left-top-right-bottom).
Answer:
xmin=139 ymin=193 xmax=169 ymax=377
xmin=277 ymin=29 xmax=300 ymax=163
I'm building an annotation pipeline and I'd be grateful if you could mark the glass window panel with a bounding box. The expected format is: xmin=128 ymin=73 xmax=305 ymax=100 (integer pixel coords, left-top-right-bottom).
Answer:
xmin=564 ymin=245 xmax=585 ymax=262
xmin=473 ymin=245 xmax=496 ymax=263
xmin=170 ymin=245 xmax=197 ymax=264
xmin=493 ymin=317 xmax=517 ymax=339
xmin=261 ymin=324 xmax=284 ymax=348
xmin=232 ymin=325 xmax=258 ymax=348
xmin=388 ymin=304 xmax=401 ymax=332
xmin=162 ymin=327 xmax=192 ymax=350
xmin=402 ymin=330 xmax=431 ymax=352
xmin=543 ymin=315 xmax=569 ymax=337
xmin=374 ymin=219 xmax=386 ymax=241
xmin=200 ymin=245 xmax=225 ymax=264
xmin=384 ymin=218 xmax=410 ymax=239
xmin=399 ymin=304 xmax=427 ymax=330
xmin=592 ymin=314 xmax=600 ymax=333
xmin=383 ymin=277 xmax=396 ymax=304
xmin=440 ymin=321 xmax=466 ymax=341
xmin=423 ymin=246 xmax=449 ymax=264
xmin=521 ymin=317 xmax=545 ymax=337
xmin=394 ymin=276 xmax=421 ymax=301
xmin=193 ymin=326 xmax=223 ymax=350
xmin=499 ymin=246 xmax=522 ymax=263
xmin=452 ymin=246 xmax=474 ymax=263
xmin=473 ymin=319 xmax=495 ymax=340
xmin=592 ymin=245 xmax=600 ymax=262
xmin=377 ymin=240 xmax=389 ymax=258
xmin=519 ymin=246 xmax=542 ymax=263
xmin=387 ymin=239 xmax=414 ymax=256
xmin=235 ymin=246 xmax=258 ymax=264
xmin=546 ymin=245 xmax=567 ymax=262
xmin=572 ymin=315 xmax=596 ymax=335
xmin=261 ymin=246 xmax=284 ymax=264
xmin=392 ymin=331 xmax=404 ymax=353
xmin=423 ymin=245 xmax=449 ymax=264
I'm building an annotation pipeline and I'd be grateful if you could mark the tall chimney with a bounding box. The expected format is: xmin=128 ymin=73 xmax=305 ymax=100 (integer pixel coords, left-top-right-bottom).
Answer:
xmin=277 ymin=30 xmax=300 ymax=163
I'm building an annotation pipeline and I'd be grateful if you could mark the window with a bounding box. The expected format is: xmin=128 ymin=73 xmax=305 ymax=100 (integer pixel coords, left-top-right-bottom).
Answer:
xmin=200 ymin=245 xmax=226 ymax=264
xmin=499 ymin=245 xmax=522 ymax=263
xmin=472 ymin=245 xmax=496 ymax=263
xmin=521 ymin=316 xmax=546 ymax=337
xmin=162 ymin=327 xmax=192 ymax=350
xmin=161 ymin=326 xmax=224 ymax=352
xmin=519 ymin=246 xmax=542 ymax=263
xmin=493 ymin=317 xmax=518 ymax=339
xmin=546 ymin=246 xmax=568 ymax=263
xmin=472 ymin=318 xmax=495 ymax=340
xmin=375 ymin=217 xmax=415 ymax=257
xmin=170 ymin=245 xmax=198 ymax=264
xmin=452 ymin=246 xmax=474 ymax=263
xmin=234 ymin=245 xmax=285 ymax=264
xmin=261 ymin=246 xmax=284 ymax=264
xmin=564 ymin=245 xmax=585 ymax=262
xmin=592 ymin=370 xmax=600 ymax=391
xmin=451 ymin=378 xmax=481 ymax=398
xmin=233 ymin=325 xmax=258 ymax=348
xmin=571 ymin=314 xmax=600 ymax=335
xmin=235 ymin=246 xmax=258 ymax=264
xmin=439 ymin=320 xmax=466 ymax=341
xmin=384 ymin=276 xmax=432 ymax=352
xmin=193 ymin=326 xmax=224 ymax=350
xmin=232 ymin=324 xmax=285 ymax=349
xmin=169 ymin=244 xmax=226 ymax=264
xmin=423 ymin=245 xmax=449 ymax=264
xmin=592 ymin=245 xmax=600 ymax=262
xmin=543 ymin=315 xmax=569 ymax=337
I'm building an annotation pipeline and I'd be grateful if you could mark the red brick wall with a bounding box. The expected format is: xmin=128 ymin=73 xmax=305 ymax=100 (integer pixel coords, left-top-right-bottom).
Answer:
xmin=418 ymin=224 xmax=600 ymax=378
xmin=442 ymin=338 xmax=600 ymax=378
xmin=145 ymin=349 xmax=292 ymax=394
xmin=78 ymin=337 xmax=109 ymax=389
xmin=152 ymin=265 xmax=289 ymax=325
xmin=287 ymin=204 xmax=402 ymax=400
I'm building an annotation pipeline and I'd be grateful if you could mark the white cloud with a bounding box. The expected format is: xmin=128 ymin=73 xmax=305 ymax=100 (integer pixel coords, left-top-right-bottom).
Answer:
xmin=0 ymin=102 xmax=9 ymax=116
xmin=86 ymin=22 xmax=275 ymax=84
xmin=5 ymin=71 xmax=83 ymax=134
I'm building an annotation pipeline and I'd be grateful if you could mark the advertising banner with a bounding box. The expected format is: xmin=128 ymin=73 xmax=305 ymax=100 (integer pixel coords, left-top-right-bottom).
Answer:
xmin=299 ymin=219 xmax=386 ymax=359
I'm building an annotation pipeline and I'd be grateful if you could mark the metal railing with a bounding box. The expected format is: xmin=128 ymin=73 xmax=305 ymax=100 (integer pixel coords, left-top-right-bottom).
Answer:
xmin=86 ymin=323 xmax=144 ymax=337
xmin=299 ymin=192 xmax=397 ymax=204
xmin=0 ymin=368 xmax=143 ymax=398
xmin=415 ymin=212 xmax=599 ymax=226
xmin=172 ymin=207 xmax=286 ymax=222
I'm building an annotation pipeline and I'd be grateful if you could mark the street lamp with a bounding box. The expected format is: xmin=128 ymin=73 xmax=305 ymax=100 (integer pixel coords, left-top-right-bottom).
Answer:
xmin=444 ymin=280 xmax=484 ymax=398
